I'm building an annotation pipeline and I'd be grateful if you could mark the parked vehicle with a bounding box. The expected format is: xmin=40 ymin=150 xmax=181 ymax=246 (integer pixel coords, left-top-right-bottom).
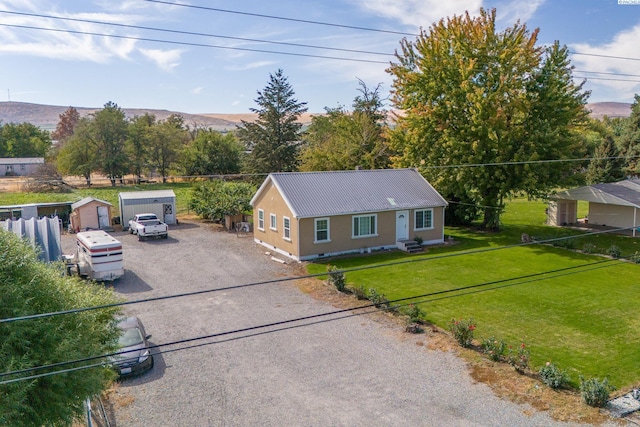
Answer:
xmin=127 ymin=213 xmax=169 ymax=240
xmin=66 ymin=230 xmax=124 ymax=281
xmin=112 ymin=316 xmax=154 ymax=378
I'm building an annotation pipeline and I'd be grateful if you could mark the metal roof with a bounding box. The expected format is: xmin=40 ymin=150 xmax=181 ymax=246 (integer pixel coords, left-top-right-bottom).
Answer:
xmin=252 ymin=168 xmax=447 ymax=218
xmin=0 ymin=157 xmax=44 ymax=165
xmin=71 ymin=197 xmax=112 ymax=210
xmin=118 ymin=190 xmax=175 ymax=200
xmin=552 ymin=179 xmax=640 ymax=208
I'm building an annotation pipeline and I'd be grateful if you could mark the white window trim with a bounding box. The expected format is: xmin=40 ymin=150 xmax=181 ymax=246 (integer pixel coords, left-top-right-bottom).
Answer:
xmin=270 ymin=213 xmax=277 ymax=231
xmin=283 ymin=216 xmax=291 ymax=241
xmin=352 ymin=214 xmax=378 ymax=238
xmin=314 ymin=217 xmax=331 ymax=243
xmin=414 ymin=208 xmax=434 ymax=231
xmin=257 ymin=209 xmax=265 ymax=231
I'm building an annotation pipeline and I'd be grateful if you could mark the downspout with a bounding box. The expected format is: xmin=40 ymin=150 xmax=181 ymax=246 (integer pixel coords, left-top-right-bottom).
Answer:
xmin=634 ymin=207 xmax=637 ymax=238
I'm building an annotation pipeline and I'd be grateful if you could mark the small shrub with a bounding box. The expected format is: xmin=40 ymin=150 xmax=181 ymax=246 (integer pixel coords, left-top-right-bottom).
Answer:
xmin=580 ymin=376 xmax=615 ymax=407
xmin=607 ymin=245 xmax=621 ymax=259
xmin=351 ymin=284 xmax=367 ymax=300
xmin=630 ymin=251 xmax=640 ymax=264
xmin=413 ymin=235 xmax=423 ymax=245
xmin=539 ymin=362 xmax=569 ymax=389
xmin=582 ymin=243 xmax=596 ymax=254
xmin=326 ymin=265 xmax=346 ymax=292
xmin=481 ymin=337 xmax=507 ymax=361
xmin=449 ymin=318 xmax=476 ymax=348
xmin=507 ymin=342 xmax=530 ymax=373
xmin=368 ymin=288 xmax=391 ymax=310
xmin=553 ymin=239 xmax=576 ymax=250
xmin=406 ymin=304 xmax=425 ymax=324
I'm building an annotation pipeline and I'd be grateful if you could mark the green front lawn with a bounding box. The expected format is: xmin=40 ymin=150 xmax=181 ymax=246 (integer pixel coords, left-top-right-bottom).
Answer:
xmin=308 ymin=199 xmax=640 ymax=389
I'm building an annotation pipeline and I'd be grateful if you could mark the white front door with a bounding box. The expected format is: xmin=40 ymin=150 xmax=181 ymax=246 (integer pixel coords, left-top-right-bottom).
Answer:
xmin=396 ymin=210 xmax=409 ymax=241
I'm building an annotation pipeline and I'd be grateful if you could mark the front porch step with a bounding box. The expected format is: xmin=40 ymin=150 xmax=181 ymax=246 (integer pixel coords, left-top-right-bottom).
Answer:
xmin=397 ymin=239 xmax=423 ymax=253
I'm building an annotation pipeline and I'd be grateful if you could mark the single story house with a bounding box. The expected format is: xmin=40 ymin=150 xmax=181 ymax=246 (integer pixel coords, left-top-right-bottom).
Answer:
xmin=118 ymin=190 xmax=177 ymax=226
xmin=250 ymin=168 xmax=448 ymax=261
xmin=69 ymin=197 xmax=114 ymax=232
xmin=548 ymin=179 xmax=640 ymax=236
xmin=0 ymin=157 xmax=44 ymax=176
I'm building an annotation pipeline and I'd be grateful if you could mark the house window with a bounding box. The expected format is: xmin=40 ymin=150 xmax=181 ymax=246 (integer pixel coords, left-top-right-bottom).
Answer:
xmin=415 ymin=209 xmax=433 ymax=230
xmin=270 ymin=213 xmax=277 ymax=230
xmin=283 ymin=217 xmax=291 ymax=240
xmin=258 ymin=209 xmax=264 ymax=231
xmin=353 ymin=214 xmax=377 ymax=238
xmin=314 ymin=218 xmax=330 ymax=242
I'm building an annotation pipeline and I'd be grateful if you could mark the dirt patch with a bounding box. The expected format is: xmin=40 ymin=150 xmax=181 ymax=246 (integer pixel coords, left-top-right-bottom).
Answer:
xmin=293 ymin=266 xmax=620 ymax=425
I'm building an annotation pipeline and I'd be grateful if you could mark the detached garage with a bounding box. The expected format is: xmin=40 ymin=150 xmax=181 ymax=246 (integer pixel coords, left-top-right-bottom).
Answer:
xmin=119 ymin=190 xmax=176 ymax=227
xmin=69 ymin=197 xmax=113 ymax=232
xmin=549 ymin=179 xmax=640 ymax=237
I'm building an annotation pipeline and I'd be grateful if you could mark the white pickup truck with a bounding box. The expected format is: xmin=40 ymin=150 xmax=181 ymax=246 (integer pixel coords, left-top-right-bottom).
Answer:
xmin=128 ymin=213 xmax=169 ymax=240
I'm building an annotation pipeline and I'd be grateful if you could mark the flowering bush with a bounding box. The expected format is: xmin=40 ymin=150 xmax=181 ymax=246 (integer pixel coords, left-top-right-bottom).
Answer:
xmin=539 ymin=362 xmax=569 ymax=389
xmin=481 ymin=337 xmax=507 ymax=361
xmin=507 ymin=342 xmax=530 ymax=373
xmin=449 ymin=318 xmax=476 ymax=348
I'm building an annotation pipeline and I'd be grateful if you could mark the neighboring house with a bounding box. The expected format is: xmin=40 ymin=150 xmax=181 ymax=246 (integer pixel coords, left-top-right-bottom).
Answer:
xmin=250 ymin=168 xmax=448 ymax=261
xmin=0 ymin=157 xmax=44 ymax=176
xmin=69 ymin=197 xmax=114 ymax=232
xmin=549 ymin=179 xmax=640 ymax=236
xmin=118 ymin=190 xmax=177 ymax=226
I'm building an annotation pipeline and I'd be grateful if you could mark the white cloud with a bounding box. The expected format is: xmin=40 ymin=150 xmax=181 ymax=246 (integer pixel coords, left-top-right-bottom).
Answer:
xmin=570 ymin=24 xmax=640 ymax=103
xmin=494 ymin=0 xmax=545 ymax=24
xmin=355 ymin=0 xmax=482 ymax=28
xmin=226 ymin=61 xmax=277 ymax=71
xmin=191 ymin=87 xmax=204 ymax=95
xmin=139 ymin=48 xmax=183 ymax=71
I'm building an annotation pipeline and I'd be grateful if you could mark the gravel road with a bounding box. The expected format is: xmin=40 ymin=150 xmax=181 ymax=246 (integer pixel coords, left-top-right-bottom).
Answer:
xmin=62 ymin=222 xmax=614 ymax=426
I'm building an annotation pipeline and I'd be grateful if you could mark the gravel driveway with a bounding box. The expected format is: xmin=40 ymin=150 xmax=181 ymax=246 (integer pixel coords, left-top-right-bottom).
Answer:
xmin=63 ymin=222 xmax=611 ymax=426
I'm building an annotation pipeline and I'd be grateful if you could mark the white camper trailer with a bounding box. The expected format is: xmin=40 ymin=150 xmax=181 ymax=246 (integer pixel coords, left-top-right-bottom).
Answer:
xmin=71 ymin=230 xmax=124 ymax=281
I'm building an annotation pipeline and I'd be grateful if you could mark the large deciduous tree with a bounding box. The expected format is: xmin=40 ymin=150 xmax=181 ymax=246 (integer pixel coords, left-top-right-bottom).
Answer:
xmin=56 ymin=117 xmax=97 ymax=186
xmin=0 ymin=229 xmax=122 ymax=427
xmin=299 ymin=80 xmax=391 ymax=171
xmin=179 ymin=130 xmax=242 ymax=176
xmin=188 ymin=180 xmax=255 ymax=221
xmin=127 ymin=113 xmax=156 ymax=183
xmin=237 ymin=69 xmax=308 ymax=174
xmin=0 ymin=122 xmax=51 ymax=158
xmin=388 ymin=8 xmax=589 ymax=229
xmin=92 ymin=102 xmax=130 ymax=186
xmin=148 ymin=114 xmax=189 ymax=183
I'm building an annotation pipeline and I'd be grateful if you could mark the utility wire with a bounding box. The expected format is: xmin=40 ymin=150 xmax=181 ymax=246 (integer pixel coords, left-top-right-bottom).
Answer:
xmin=0 ymin=23 xmax=389 ymax=65
xmin=0 ymin=10 xmax=392 ymax=57
xmin=1 ymin=225 xmax=635 ymax=325
xmin=0 ymin=257 xmax=621 ymax=384
xmin=142 ymin=0 xmax=418 ymax=37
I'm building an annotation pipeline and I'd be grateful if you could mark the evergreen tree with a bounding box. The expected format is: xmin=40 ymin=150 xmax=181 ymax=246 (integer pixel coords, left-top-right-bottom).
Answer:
xmin=237 ymin=69 xmax=308 ymax=174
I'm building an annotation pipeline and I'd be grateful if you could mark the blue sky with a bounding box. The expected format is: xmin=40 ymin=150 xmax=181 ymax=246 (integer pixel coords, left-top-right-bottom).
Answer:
xmin=0 ymin=0 xmax=639 ymax=114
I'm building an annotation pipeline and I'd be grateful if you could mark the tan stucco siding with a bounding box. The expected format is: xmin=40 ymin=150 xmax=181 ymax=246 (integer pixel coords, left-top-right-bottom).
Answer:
xmin=71 ymin=201 xmax=112 ymax=231
xmin=589 ymin=203 xmax=637 ymax=228
xmin=297 ymin=207 xmax=445 ymax=259
xmin=252 ymin=182 xmax=299 ymax=258
xmin=411 ymin=206 xmax=445 ymax=242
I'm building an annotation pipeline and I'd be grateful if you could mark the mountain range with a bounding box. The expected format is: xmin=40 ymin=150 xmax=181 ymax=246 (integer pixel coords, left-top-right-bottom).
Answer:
xmin=0 ymin=101 xmax=632 ymax=132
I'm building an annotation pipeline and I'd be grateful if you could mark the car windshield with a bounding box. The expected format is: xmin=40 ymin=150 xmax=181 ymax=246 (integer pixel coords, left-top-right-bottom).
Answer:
xmin=119 ymin=327 xmax=144 ymax=347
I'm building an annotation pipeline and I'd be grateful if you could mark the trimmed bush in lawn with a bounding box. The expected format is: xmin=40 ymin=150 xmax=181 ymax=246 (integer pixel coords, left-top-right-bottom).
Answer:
xmin=539 ymin=362 xmax=569 ymax=389
xmin=580 ymin=377 xmax=615 ymax=407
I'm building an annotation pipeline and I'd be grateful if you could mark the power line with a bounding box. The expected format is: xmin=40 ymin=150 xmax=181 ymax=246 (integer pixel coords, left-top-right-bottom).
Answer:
xmin=0 ymin=257 xmax=621 ymax=384
xmin=0 ymin=10 xmax=392 ymax=57
xmin=1 ymin=225 xmax=635 ymax=325
xmin=570 ymin=51 xmax=640 ymax=62
xmin=0 ymin=23 xmax=389 ymax=65
xmin=142 ymin=0 xmax=418 ymax=37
